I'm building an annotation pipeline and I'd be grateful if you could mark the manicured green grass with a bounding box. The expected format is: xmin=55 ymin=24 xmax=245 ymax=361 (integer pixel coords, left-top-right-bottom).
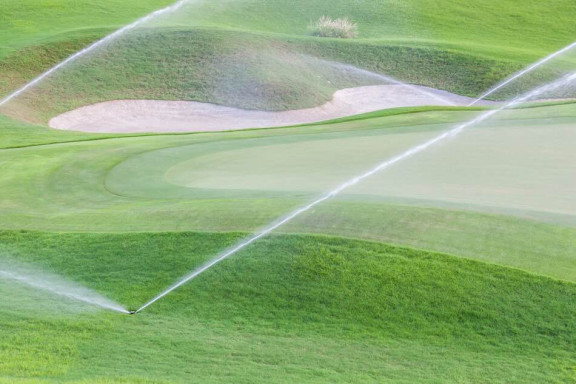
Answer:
xmin=1 ymin=105 xmax=575 ymax=282
xmin=1 ymin=231 xmax=576 ymax=383
xmin=2 ymin=2 xmax=576 ymax=382
xmin=2 ymin=0 xmax=576 ymax=120
xmin=0 ymin=0 xmax=171 ymax=100
xmin=3 ymin=0 xmax=575 ymax=61
xmin=2 ymin=27 xmax=527 ymax=122
xmin=154 ymin=117 xmax=576 ymax=218
xmin=0 ymin=115 xmax=115 ymax=149
xmin=4 ymin=27 xmax=572 ymax=122
xmin=7 ymin=28 xmax=381 ymax=121
xmin=4 ymin=0 xmax=575 ymax=55
xmin=177 ymin=0 xmax=576 ymax=52
xmin=0 ymin=0 xmax=171 ymax=53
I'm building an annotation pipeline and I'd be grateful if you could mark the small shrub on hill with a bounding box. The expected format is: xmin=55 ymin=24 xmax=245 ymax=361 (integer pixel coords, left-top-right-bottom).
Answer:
xmin=310 ymin=16 xmax=358 ymax=39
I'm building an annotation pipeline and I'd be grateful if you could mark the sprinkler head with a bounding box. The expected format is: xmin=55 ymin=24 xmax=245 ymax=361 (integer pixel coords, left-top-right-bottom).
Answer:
xmin=128 ymin=310 xmax=137 ymax=315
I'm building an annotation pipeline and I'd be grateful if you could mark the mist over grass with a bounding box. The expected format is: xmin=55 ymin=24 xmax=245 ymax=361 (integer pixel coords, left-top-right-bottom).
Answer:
xmin=2 ymin=0 xmax=576 ymax=121
xmin=0 ymin=259 xmax=127 ymax=313
xmin=1 ymin=1 xmax=576 ymax=382
xmin=1 ymin=28 xmax=524 ymax=123
xmin=1 ymin=231 xmax=576 ymax=382
xmin=1 ymin=104 xmax=576 ymax=282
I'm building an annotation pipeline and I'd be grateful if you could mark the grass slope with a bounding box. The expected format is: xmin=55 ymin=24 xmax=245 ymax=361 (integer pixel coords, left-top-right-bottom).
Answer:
xmin=1 ymin=231 xmax=576 ymax=383
xmin=1 ymin=105 xmax=576 ymax=281
xmin=0 ymin=0 xmax=171 ymax=53
xmin=179 ymin=0 xmax=576 ymax=52
xmin=2 ymin=3 xmax=576 ymax=382
xmin=1 ymin=27 xmax=523 ymax=122
xmin=2 ymin=0 xmax=576 ymax=120
xmin=0 ymin=0 xmax=170 ymax=101
xmin=3 ymin=0 xmax=574 ymax=54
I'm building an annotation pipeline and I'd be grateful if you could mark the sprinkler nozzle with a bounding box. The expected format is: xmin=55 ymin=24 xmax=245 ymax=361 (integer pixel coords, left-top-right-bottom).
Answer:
xmin=128 ymin=310 xmax=137 ymax=315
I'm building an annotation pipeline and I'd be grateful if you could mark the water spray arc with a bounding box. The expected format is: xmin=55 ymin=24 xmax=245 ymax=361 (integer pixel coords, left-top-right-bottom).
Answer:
xmin=136 ymin=71 xmax=576 ymax=313
xmin=0 ymin=0 xmax=191 ymax=108
xmin=319 ymin=59 xmax=455 ymax=106
xmin=0 ymin=269 xmax=129 ymax=314
xmin=468 ymin=41 xmax=576 ymax=106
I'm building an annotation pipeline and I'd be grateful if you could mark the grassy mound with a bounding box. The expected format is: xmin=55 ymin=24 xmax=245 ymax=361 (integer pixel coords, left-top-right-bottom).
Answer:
xmin=2 ymin=4 xmax=576 ymax=382
xmin=1 ymin=231 xmax=576 ymax=383
xmin=1 ymin=104 xmax=576 ymax=282
xmin=3 ymin=28 xmax=520 ymax=123
xmin=2 ymin=0 xmax=575 ymax=120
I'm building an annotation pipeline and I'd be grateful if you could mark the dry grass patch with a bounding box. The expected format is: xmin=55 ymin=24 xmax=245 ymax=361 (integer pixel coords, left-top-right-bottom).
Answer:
xmin=310 ymin=16 xmax=358 ymax=39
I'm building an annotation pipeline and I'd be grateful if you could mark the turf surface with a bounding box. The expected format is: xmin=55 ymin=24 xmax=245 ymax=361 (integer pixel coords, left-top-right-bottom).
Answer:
xmin=2 ymin=0 xmax=576 ymax=120
xmin=2 ymin=231 xmax=576 ymax=383
xmin=2 ymin=1 xmax=576 ymax=383
xmin=1 ymin=105 xmax=575 ymax=282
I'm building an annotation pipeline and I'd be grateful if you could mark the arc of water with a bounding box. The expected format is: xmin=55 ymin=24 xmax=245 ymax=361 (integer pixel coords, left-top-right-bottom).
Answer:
xmin=318 ymin=58 xmax=455 ymax=106
xmin=136 ymin=71 xmax=576 ymax=313
xmin=468 ymin=42 xmax=576 ymax=106
xmin=0 ymin=0 xmax=190 ymax=108
xmin=0 ymin=269 xmax=129 ymax=313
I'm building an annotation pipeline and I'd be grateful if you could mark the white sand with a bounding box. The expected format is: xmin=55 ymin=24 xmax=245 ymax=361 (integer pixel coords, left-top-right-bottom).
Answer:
xmin=50 ymin=85 xmax=486 ymax=133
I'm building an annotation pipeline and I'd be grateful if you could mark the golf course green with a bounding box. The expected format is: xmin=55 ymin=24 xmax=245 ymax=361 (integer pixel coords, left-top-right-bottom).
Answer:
xmin=1 ymin=0 xmax=576 ymax=383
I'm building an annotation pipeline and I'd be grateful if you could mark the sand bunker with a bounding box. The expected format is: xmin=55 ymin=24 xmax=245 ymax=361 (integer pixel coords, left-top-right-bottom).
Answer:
xmin=50 ymin=85 xmax=485 ymax=133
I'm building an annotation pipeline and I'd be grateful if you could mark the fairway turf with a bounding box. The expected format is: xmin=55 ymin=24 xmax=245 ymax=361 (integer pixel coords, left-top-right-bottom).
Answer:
xmin=2 ymin=231 xmax=576 ymax=383
xmin=2 ymin=0 xmax=576 ymax=382
xmin=1 ymin=104 xmax=576 ymax=282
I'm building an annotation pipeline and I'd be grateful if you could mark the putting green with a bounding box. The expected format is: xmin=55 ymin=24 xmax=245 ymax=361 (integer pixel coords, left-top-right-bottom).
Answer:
xmin=108 ymin=115 xmax=576 ymax=219
xmin=3 ymin=1 xmax=576 ymax=383
xmin=1 ymin=106 xmax=576 ymax=282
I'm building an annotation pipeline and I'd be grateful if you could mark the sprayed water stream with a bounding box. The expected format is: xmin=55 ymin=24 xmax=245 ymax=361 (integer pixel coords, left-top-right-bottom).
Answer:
xmin=136 ymin=71 xmax=576 ymax=313
xmin=317 ymin=58 xmax=455 ymax=105
xmin=0 ymin=267 xmax=128 ymax=313
xmin=2 ymin=3 xmax=575 ymax=314
xmin=469 ymin=42 xmax=576 ymax=106
xmin=0 ymin=0 xmax=191 ymax=108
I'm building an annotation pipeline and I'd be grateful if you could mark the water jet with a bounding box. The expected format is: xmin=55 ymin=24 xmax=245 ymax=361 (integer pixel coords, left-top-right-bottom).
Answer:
xmin=469 ymin=41 xmax=576 ymax=105
xmin=317 ymin=58 xmax=456 ymax=106
xmin=0 ymin=264 xmax=129 ymax=314
xmin=136 ymin=71 xmax=576 ymax=313
xmin=0 ymin=0 xmax=192 ymax=108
